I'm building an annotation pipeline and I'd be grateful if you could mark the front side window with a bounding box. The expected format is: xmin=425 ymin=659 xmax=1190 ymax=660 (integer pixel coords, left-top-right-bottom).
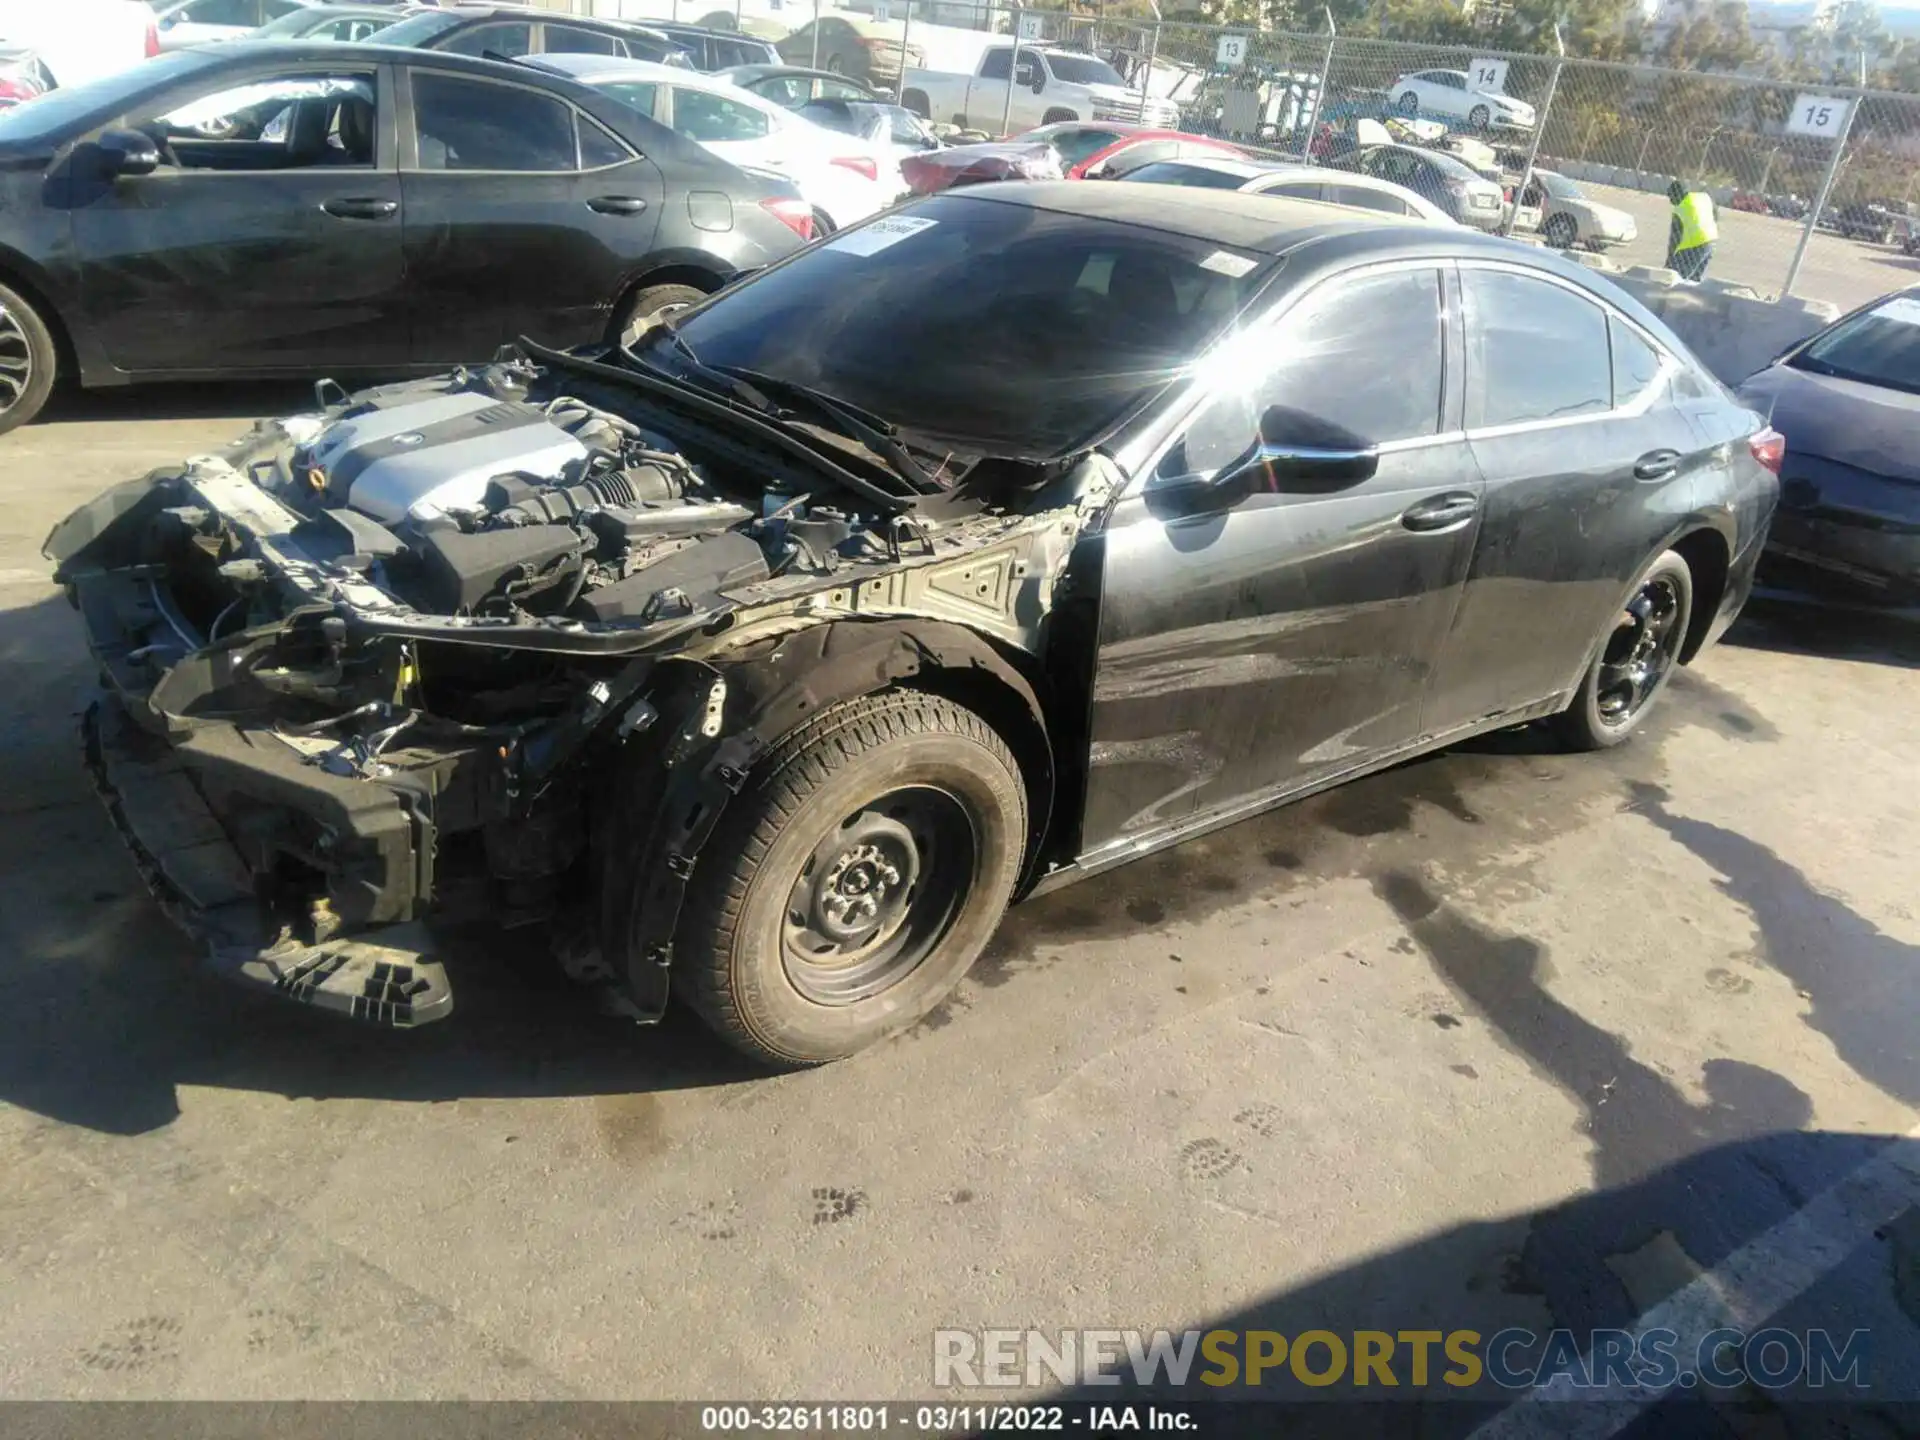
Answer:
xmin=1463 ymin=269 xmax=1611 ymax=428
xmin=1177 ymin=267 xmax=1445 ymax=477
xmin=412 ymin=72 xmax=577 ymax=171
xmin=669 ymin=88 xmax=771 ymax=142
xmin=545 ymin=24 xmax=620 ymax=56
xmin=146 ymin=71 xmax=378 ymax=169
xmin=819 ymin=78 xmax=869 ymax=100
xmin=757 ymin=75 xmax=814 ymax=107
xmin=662 ymin=195 xmax=1269 ymax=457
xmin=439 ymin=21 xmax=533 ymax=58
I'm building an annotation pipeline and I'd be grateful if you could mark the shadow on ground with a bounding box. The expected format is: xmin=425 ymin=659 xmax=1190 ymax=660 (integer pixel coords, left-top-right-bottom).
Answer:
xmin=1727 ymin=599 xmax=1920 ymax=672
xmin=36 ymin=379 xmax=326 ymax=426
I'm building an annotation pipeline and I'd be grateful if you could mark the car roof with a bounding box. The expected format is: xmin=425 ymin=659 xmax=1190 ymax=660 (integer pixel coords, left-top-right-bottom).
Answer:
xmin=525 ymin=52 xmax=751 ymax=94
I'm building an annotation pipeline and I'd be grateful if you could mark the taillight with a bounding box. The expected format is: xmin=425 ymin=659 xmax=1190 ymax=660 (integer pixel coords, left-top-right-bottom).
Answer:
xmin=145 ymin=19 xmax=161 ymax=56
xmin=831 ymin=155 xmax=879 ymax=182
xmin=760 ymin=196 xmax=815 ymax=242
xmin=0 ymin=76 xmax=36 ymax=104
xmin=1747 ymin=426 xmax=1785 ymax=474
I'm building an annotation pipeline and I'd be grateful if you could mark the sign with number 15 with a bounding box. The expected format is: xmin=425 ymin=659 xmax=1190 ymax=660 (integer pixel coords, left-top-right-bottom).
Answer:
xmin=1786 ymin=94 xmax=1852 ymax=137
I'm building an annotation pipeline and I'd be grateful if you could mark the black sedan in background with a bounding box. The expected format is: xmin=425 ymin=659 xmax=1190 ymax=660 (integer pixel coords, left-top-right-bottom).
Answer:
xmin=1738 ymin=288 xmax=1920 ymax=610
xmin=47 ymin=187 xmax=1780 ymax=1061
xmin=0 ymin=42 xmax=812 ymax=434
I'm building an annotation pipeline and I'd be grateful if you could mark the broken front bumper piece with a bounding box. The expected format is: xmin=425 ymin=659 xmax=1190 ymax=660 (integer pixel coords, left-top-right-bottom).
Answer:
xmin=84 ymin=693 xmax=452 ymax=1027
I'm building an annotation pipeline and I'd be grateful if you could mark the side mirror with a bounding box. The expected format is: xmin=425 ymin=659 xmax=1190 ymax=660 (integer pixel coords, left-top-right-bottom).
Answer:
xmin=94 ymin=128 xmax=162 ymax=177
xmin=1084 ymin=160 xmax=1110 ymax=178
xmin=1248 ymin=404 xmax=1380 ymax=490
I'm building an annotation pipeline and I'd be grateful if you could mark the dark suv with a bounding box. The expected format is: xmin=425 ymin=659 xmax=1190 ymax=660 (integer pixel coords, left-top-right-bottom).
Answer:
xmin=373 ymin=5 xmax=696 ymax=68
xmin=641 ymin=22 xmax=780 ymax=72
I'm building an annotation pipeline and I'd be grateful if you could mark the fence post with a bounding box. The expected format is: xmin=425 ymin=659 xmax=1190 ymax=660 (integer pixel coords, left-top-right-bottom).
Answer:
xmin=897 ymin=0 xmax=912 ymax=102
xmin=1501 ymin=26 xmax=1562 ymax=239
xmin=1301 ymin=7 xmax=1335 ymax=163
xmin=1635 ymin=128 xmax=1654 ymax=172
xmin=1003 ymin=11 xmax=1022 ymax=136
xmin=1782 ymin=92 xmax=1858 ymax=297
xmin=1136 ymin=2 xmax=1161 ymax=122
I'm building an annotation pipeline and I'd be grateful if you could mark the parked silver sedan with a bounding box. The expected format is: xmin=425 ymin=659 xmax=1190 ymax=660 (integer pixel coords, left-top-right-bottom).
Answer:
xmin=1114 ymin=154 xmax=1458 ymax=224
xmin=1524 ymin=168 xmax=1639 ymax=251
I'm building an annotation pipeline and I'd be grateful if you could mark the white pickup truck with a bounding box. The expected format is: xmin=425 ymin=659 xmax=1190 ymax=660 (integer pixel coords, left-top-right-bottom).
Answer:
xmin=0 ymin=0 xmax=158 ymax=87
xmin=901 ymin=45 xmax=1180 ymax=136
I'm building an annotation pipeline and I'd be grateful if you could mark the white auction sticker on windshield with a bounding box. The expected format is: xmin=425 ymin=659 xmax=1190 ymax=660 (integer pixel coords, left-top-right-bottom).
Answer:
xmin=826 ymin=215 xmax=939 ymax=256
xmin=1871 ymin=295 xmax=1920 ymax=326
xmin=1199 ymin=249 xmax=1258 ymax=278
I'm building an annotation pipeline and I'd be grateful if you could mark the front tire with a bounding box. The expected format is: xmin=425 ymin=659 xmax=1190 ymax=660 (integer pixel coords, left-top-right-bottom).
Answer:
xmin=1543 ymin=212 xmax=1578 ymax=248
xmin=1468 ymin=103 xmax=1491 ymax=128
xmin=1553 ymin=550 xmax=1693 ymax=752
xmin=1397 ymin=90 xmax=1420 ymax=115
xmin=677 ymin=692 xmax=1027 ymax=1066
xmin=0 ymin=280 xmax=57 ymax=437
xmin=614 ymin=282 xmax=709 ymax=347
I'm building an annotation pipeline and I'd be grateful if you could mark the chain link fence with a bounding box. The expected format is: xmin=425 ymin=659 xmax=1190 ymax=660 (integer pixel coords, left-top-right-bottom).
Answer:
xmin=561 ymin=0 xmax=1920 ymax=309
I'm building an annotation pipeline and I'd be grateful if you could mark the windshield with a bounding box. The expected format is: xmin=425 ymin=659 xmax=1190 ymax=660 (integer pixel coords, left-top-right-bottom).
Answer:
xmin=0 ymin=49 xmax=218 ymax=143
xmin=1124 ymin=161 xmax=1248 ymax=190
xmin=1539 ymin=172 xmax=1580 ymax=200
xmin=1045 ymin=54 xmax=1126 ymax=86
xmin=660 ymin=195 xmax=1270 ymax=457
xmin=1790 ymin=294 xmax=1920 ymax=396
xmin=367 ymin=11 xmax=465 ymax=46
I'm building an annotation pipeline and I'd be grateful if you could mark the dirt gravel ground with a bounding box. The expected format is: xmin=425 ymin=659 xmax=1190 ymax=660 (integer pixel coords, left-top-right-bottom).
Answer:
xmin=1 ymin=386 xmax=1917 ymax=1431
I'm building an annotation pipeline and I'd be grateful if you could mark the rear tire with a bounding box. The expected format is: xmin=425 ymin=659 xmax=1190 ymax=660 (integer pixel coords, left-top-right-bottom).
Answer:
xmin=1553 ymin=550 xmax=1694 ymax=752
xmin=902 ymin=88 xmax=930 ymax=118
xmin=614 ymin=282 xmax=709 ymax=347
xmin=676 ymin=692 xmax=1027 ymax=1066
xmin=1043 ymin=107 xmax=1077 ymax=125
xmin=0 ymin=280 xmax=57 ymax=438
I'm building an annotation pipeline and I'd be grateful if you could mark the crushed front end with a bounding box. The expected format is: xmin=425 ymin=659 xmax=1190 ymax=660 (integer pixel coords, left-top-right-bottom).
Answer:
xmin=47 ymin=353 xmax=1103 ymax=1028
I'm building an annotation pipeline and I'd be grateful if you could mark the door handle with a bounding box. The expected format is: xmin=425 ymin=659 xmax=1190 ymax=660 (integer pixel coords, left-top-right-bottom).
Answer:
xmin=1633 ymin=449 xmax=1681 ymax=481
xmin=587 ymin=195 xmax=649 ymax=216
xmin=1400 ymin=491 xmax=1479 ymax=532
xmin=322 ymin=197 xmax=398 ymax=220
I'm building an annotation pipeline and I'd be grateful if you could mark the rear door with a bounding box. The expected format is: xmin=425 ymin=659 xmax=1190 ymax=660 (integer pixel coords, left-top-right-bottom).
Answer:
xmin=1082 ymin=263 xmax=1483 ymax=851
xmin=1421 ymin=263 xmax=1713 ymax=732
xmin=72 ymin=60 xmax=408 ymax=375
xmin=965 ymin=46 xmax=1014 ymax=131
xmin=398 ymin=65 xmax=665 ymax=364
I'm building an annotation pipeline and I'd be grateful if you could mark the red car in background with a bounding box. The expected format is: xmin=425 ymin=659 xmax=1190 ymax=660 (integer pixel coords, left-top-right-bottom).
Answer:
xmin=0 ymin=45 xmax=52 ymax=110
xmin=901 ymin=122 xmax=1244 ymax=197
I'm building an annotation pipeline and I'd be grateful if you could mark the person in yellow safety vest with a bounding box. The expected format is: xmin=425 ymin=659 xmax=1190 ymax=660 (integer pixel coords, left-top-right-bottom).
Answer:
xmin=1667 ymin=179 xmax=1719 ymax=282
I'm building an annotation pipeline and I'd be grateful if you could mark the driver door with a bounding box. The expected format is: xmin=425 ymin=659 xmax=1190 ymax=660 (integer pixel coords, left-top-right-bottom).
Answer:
xmin=70 ymin=61 xmax=408 ymax=375
xmin=1079 ymin=263 xmax=1484 ymax=855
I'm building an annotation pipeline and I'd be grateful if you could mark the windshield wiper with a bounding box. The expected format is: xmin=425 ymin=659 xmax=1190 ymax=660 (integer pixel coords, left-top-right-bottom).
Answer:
xmin=635 ymin=320 xmax=778 ymax=414
xmin=710 ymin=365 xmax=944 ymax=495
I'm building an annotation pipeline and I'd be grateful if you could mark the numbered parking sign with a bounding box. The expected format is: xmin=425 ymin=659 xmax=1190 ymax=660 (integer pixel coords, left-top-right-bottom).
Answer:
xmin=1015 ymin=11 xmax=1044 ymax=41
xmin=1468 ymin=57 xmax=1509 ymax=94
xmin=1217 ymin=33 xmax=1249 ymax=67
xmin=873 ymin=2 xmax=889 ymax=19
xmin=1787 ymin=94 xmax=1852 ymax=138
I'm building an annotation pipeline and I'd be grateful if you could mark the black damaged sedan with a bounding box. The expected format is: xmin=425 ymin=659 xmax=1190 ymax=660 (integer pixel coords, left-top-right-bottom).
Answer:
xmin=0 ymin=42 xmax=812 ymax=435
xmin=45 ymin=184 xmax=1779 ymax=1065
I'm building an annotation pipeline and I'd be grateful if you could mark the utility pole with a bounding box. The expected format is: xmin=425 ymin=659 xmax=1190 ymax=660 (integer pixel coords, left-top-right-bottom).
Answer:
xmin=1502 ymin=24 xmax=1563 ymax=237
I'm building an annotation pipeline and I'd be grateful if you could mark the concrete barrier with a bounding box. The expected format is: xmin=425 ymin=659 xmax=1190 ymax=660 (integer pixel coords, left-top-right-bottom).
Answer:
xmin=1583 ymin=260 xmax=1840 ymax=384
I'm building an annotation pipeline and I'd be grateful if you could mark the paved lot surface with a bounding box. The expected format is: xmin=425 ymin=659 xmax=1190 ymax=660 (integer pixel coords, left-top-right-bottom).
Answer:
xmin=1557 ymin=181 xmax=1920 ymax=313
xmin=3 ymin=387 xmax=1919 ymax=1425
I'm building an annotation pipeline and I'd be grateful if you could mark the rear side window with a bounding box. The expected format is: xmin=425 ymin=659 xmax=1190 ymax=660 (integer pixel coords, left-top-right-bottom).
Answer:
xmin=1463 ymin=269 xmax=1611 ymax=428
xmin=579 ymin=115 xmax=635 ymax=168
xmin=545 ymin=24 xmax=620 ymax=56
xmin=438 ymin=21 xmax=533 ymax=58
xmin=1330 ymin=183 xmax=1410 ymax=215
xmin=980 ymin=48 xmax=1012 ymax=80
xmin=670 ymin=88 xmax=770 ymax=142
xmin=412 ymin=73 xmax=578 ymax=171
xmin=1128 ymin=162 xmax=1248 ymax=190
xmin=1609 ymin=316 xmax=1665 ymax=406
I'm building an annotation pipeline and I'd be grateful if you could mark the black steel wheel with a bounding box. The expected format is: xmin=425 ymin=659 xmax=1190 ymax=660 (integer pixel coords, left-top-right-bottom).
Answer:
xmin=1397 ymin=90 xmax=1420 ymax=115
xmin=674 ymin=692 xmax=1027 ymax=1065
xmin=1554 ymin=549 xmax=1694 ymax=751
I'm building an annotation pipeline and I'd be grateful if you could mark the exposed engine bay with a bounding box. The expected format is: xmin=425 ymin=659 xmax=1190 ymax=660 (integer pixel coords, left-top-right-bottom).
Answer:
xmin=46 ymin=350 xmax=1115 ymax=1029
